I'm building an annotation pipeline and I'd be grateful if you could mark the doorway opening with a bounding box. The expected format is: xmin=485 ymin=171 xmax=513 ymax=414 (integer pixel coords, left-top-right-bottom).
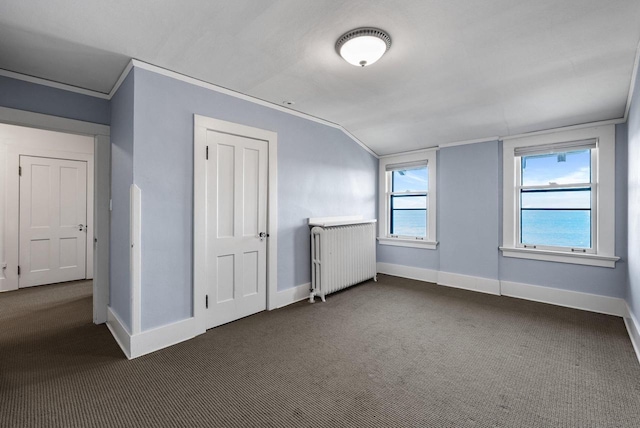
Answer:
xmin=0 ymin=120 xmax=110 ymax=325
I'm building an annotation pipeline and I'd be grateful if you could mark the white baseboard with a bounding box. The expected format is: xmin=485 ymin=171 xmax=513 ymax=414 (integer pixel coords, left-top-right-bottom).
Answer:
xmin=438 ymin=271 xmax=501 ymax=295
xmin=377 ymin=262 xmax=438 ymax=283
xmin=130 ymin=317 xmax=197 ymax=359
xmin=501 ymin=280 xmax=627 ymax=317
xmin=107 ymin=306 xmax=199 ymax=359
xmin=378 ymin=263 xmax=625 ymax=318
xmin=106 ymin=306 xmax=132 ymax=359
xmin=624 ymin=303 xmax=640 ymax=365
xmin=276 ymin=283 xmax=310 ymax=308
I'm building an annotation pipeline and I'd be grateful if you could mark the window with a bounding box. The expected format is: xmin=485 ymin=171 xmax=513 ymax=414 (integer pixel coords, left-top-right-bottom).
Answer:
xmin=388 ymin=165 xmax=428 ymax=238
xmin=501 ymin=125 xmax=618 ymax=267
xmin=378 ymin=150 xmax=437 ymax=249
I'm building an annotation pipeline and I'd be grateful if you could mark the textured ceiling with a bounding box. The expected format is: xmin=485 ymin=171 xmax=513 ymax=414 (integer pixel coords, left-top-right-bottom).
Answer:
xmin=1 ymin=0 xmax=639 ymax=155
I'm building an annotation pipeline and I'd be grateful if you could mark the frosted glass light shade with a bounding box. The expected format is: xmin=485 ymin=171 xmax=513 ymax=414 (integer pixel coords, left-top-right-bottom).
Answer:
xmin=336 ymin=28 xmax=391 ymax=67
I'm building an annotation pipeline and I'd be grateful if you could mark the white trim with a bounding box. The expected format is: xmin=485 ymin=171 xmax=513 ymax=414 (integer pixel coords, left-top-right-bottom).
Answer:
xmin=123 ymin=59 xmax=379 ymax=158
xmin=107 ymin=61 xmax=134 ymax=99
xmin=0 ymin=68 xmax=110 ymax=99
xmin=93 ymin=135 xmax=110 ymax=324
xmin=437 ymin=136 xmax=500 ymax=149
xmin=130 ymin=317 xmax=197 ymax=359
xmin=501 ymin=125 xmax=617 ymax=266
xmin=500 ymin=247 xmax=619 ymax=268
xmin=437 ymin=271 xmax=501 ymax=295
xmin=106 ymin=306 xmax=199 ymax=360
xmin=193 ymin=115 xmax=278 ymax=335
xmin=377 ymin=262 xmax=627 ymax=318
xmin=624 ymin=303 xmax=640 ymax=365
xmin=501 ymin=280 xmax=627 ymax=317
xmin=500 ymin=119 xmax=625 ymax=141
xmin=379 ymin=146 xmax=439 ymax=158
xmin=276 ymin=283 xmax=310 ymax=308
xmin=0 ymin=106 xmax=109 ymax=136
xmin=623 ymin=40 xmax=640 ymax=122
xmin=130 ymin=184 xmax=142 ymax=335
xmin=377 ymin=237 xmax=438 ymax=249
xmin=377 ymin=262 xmax=438 ymax=283
xmin=106 ymin=306 xmax=132 ymax=359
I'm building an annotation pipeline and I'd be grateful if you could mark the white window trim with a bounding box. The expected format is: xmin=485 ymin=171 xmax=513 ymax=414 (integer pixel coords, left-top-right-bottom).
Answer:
xmin=500 ymin=125 xmax=619 ymax=268
xmin=378 ymin=149 xmax=438 ymax=250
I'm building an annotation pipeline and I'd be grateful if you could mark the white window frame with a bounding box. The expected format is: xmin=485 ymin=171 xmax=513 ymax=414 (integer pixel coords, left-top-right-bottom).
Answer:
xmin=500 ymin=125 xmax=619 ymax=268
xmin=378 ymin=149 xmax=437 ymax=250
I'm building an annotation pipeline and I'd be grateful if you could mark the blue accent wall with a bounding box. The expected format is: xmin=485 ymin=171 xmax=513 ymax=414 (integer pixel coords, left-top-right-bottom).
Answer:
xmin=131 ymin=68 xmax=378 ymax=330
xmin=440 ymin=141 xmax=500 ymax=279
xmin=627 ymin=52 xmax=640 ymax=318
xmin=109 ymin=71 xmax=134 ymax=330
xmin=0 ymin=75 xmax=110 ymax=125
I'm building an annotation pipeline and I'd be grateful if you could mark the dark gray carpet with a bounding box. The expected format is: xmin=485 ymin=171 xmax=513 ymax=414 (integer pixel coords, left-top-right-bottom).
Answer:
xmin=1 ymin=275 xmax=639 ymax=427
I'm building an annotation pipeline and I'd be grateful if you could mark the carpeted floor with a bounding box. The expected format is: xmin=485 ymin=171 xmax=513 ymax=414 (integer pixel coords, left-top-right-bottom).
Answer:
xmin=1 ymin=275 xmax=639 ymax=427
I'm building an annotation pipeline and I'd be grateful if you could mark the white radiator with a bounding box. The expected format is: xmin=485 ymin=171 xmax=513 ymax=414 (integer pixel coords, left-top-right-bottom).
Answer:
xmin=309 ymin=218 xmax=377 ymax=303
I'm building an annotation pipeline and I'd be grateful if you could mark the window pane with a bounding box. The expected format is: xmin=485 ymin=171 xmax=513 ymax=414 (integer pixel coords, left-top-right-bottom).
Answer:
xmin=521 ymin=149 xmax=590 ymax=186
xmin=392 ymin=195 xmax=427 ymax=209
xmin=392 ymin=167 xmax=428 ymax=192
xmin=521 ymin=188 xmax=591 ymax=209
xmin=391 ymin=209 xmax=427 ymax=237
xmin=521 ymin=210 xmax=591 ymax=248
xmin=391 ymin=195 xmax=426 ymax=236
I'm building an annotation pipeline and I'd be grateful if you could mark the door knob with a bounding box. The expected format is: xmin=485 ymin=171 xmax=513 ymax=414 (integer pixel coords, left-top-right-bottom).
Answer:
xmin=259 ymin=232 xmax=269 ymax=241
xmin=79 ymin=224 xmax=85 ymax=231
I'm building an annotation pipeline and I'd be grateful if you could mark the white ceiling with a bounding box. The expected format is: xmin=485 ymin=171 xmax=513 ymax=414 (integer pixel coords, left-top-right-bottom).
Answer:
xmin=1 ymin=0 xmax=639 ymax=155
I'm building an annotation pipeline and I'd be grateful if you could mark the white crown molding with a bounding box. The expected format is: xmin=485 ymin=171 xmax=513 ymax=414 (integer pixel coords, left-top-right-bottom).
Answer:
xmin=438 ymin=136 xmax=500 ymax=149
xmin=0 ymin=68 xmax=110 ymax=99
xmin=379 ymin=146 xmax=439 ymax=158
xmin=500 ymin=118 xmax=626 ymax=141
xmin=111 ymin=59 xmax=379 ymax=158
xmin=107 ymin=61 xmax=134 ymax=99
xmin=623 ymin=39 xmax=640 ymax=122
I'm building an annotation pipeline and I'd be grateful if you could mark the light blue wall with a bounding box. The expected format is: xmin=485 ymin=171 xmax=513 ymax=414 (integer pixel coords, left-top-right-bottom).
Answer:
xmin=627 ymin=53 xmax=640 ymax=318
xmin=0 ymin=75 xmax=110 ymax=125
xmin=109 ymin=72 xmax=134 ymax=330
xmin=131 ymin=68 xmax=378 ymax=330
xmin=440 ymin=141 xmax=500 ymax=279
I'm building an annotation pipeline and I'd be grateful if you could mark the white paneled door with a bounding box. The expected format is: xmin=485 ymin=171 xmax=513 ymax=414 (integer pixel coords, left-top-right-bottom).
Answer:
xmin=205 ymin=130 xmax=268 ymax=329
xmin=19 ymin=156 xmax=87 ymax=288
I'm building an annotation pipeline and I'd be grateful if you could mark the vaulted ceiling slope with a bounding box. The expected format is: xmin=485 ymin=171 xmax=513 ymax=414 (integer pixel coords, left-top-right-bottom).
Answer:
xmin=1 ymin=1 xmax=639 ymax=155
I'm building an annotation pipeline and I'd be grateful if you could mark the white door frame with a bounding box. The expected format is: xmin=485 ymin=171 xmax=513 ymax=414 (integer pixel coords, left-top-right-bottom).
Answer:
xmin=193 ymin=115 xmax=278 ymax=334
xmin=0 ymin=107 xmax=110 ymax=324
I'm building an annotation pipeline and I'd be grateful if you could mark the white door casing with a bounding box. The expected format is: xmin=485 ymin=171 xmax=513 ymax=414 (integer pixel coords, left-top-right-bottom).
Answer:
xmin=19 ymin=156 xmax=88 ymax=287
xmin=194 ymin=115 xmax=278 ymax=334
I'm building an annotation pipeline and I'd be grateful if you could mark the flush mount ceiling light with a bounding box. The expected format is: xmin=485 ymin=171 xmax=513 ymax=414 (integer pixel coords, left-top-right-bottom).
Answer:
xmin=336 ymin=27 xmax=392 ymax=67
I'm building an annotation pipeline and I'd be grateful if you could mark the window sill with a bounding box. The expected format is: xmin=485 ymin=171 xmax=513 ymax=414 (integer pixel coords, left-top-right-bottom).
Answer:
xmin=499 ymin=247 xmax=619 ymax=268
xmin=377 ymin=237 xmax=438 ymax=250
